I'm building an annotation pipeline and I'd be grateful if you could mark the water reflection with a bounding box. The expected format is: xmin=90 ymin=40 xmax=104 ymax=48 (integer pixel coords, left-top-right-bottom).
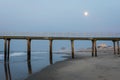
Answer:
xmin=27 ymin=61 xmax=32 ymax=74
xmin=4 ymin=61 xmax=32 ymax=80
xmin=4 ymin=62 xmax=12 ymax=80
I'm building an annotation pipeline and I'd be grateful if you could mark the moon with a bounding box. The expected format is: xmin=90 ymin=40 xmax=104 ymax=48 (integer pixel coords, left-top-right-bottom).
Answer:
xmin=84 ymin=12 xmax=88 ymax=16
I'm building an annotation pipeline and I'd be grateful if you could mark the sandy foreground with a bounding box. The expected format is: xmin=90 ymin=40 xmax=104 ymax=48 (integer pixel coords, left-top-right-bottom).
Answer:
xmin=26 ymin=49 xmax=120 ymax=80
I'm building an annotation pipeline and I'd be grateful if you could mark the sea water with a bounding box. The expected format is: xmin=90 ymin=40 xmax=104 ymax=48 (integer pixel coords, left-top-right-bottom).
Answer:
xmin=0 ymin=51 xmax=70 ymax=80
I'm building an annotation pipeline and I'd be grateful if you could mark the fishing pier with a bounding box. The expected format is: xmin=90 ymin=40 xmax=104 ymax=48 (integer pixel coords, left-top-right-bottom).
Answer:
xmin=0 ymin=34 xmax=120 ymax=64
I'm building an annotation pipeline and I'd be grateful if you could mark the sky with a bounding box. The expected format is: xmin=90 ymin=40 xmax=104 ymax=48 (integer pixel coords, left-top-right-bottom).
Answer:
xmin=0 ymin=0 xmax=120 ymax=33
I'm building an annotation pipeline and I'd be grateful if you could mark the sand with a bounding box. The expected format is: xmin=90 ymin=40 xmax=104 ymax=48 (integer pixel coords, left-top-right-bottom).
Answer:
xmin=25 ymin=49 xmax=120 ymax=80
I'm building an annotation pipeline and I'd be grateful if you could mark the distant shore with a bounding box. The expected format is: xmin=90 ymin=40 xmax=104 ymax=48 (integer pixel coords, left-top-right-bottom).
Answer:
xmin=26 ymin=49 xmax=120 ymax=80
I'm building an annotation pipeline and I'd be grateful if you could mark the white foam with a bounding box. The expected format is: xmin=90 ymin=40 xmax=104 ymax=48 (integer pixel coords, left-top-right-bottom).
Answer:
xmin=0 ymin=51 xmax=48 ymax=59
xmin=11 ymin=52 xmax=26 ymax=57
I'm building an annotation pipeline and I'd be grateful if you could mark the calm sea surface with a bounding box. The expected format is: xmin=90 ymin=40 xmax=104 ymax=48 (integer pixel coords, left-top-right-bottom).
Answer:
xmin=0 ymin=51 xmax=70 ymax=80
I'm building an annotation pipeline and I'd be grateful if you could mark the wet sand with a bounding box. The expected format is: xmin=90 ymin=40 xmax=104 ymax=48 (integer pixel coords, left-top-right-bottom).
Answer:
xmin=26 ymin=49 xmax=120 ymax=80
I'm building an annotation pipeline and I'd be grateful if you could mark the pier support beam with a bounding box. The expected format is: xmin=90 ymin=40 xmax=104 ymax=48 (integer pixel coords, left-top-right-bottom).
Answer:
xmin=92 ymin=40 xmax=94 ymax=57
xmin=4 ymin=39 xmax=7 ymax=62
xmin=112 ymin=40 xmax=116 ymax=55
xmin=117 ymin=41 xmax=119 ymax=54
xmin=92 ymin=40 xmax=97 ymax=57
xmin=49 ymin=39 xmax=53 ymax=64
xmin=71 ymin=40 xmax=74 ymax=59
xmin=7 ymin=39 xmax=11 ymax=61
xmin=27 ymin=38 xmax=31 ymax=61
xmin=4 ymin=39 xmax=11 ymax=62
xmin=95 ymin=41 xmax=97 ymax=57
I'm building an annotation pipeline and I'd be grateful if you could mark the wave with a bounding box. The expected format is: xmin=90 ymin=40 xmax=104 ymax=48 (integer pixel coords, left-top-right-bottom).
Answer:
xmin=0 ymin=51 xmax=69 ymax=60
xmin=0 ymin=52 xmax=26 ymax=59
xmin=10 ymin=52 xmax=26 ymax=57
xmin=0 ymin=51 xmax=48 ymax=58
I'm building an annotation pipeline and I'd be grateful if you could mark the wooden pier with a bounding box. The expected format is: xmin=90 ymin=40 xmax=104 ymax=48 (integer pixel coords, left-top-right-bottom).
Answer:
xmin=0 ymin=36 xmax=120 ymax=64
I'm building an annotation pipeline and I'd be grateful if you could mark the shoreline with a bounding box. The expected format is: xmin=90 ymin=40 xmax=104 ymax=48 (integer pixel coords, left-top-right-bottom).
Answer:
xmin=25 ymin=50 xmax=120 ymax=80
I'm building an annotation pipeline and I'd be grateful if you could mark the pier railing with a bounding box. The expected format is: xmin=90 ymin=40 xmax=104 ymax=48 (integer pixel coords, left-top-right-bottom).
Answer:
xmin=0 ymin=32 xmax=120 ymax=37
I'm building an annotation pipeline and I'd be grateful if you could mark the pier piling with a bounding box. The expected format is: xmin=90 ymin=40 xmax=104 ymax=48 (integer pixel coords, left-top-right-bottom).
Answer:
xmin=49 ymin=39 xmax=53 ymax=64
xmin=92 ymin=40 xmax=94 ymax=57
xmin=27 ymin=38 xmax=31 ymax=61
xmin=92 ymin=40 xmax=97 ymax=57
xmin=71 ymin=40 xmax=74 ymax=59
xmin=95 ymin=40 xmax=97 ymax=57
xmin=4 ymin=39 xmax=7 ymax=62
xmin=7 ymin=39 xmax=10 ymax=61
xmin=117 ymin=41 xmax=119 ymax=54
xmin=113 ymin=40 xmax=116 ymax=55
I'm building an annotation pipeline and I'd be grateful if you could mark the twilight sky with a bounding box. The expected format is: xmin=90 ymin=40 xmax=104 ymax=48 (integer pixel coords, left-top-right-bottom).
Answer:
xmin=0 ymin=0 xmax=120 ymax=33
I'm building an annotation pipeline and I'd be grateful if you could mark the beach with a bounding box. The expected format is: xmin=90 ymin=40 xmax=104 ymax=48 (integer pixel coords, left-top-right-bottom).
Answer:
xmin=26 ymin=49 xmax=120 ymax=80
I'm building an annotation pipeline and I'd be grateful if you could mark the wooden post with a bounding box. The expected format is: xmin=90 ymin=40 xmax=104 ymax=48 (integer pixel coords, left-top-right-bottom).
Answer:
xmin=113 ymin=40 xmax=116 ymax=55
xmin=27 ymin=38 xmax=31 ymax=61
xmin=92 ymin=40 xmax=94 ymax=57
xmin=117 ymin=41 xmax=119 ymax=54
xmin=94 ymin=40 xmax=97 ymax=57
xmin=4 ymin=39 xmax=7 ymax=62
xmin=49 ymin=39 xmax=53 ymax=64
xmin=71 ymin=40 xmax=74 ymax=59
xmin=7 ymin=39 xmax=11 ymax=61
xmin=92 ymin=40 xmax=97 ymax=57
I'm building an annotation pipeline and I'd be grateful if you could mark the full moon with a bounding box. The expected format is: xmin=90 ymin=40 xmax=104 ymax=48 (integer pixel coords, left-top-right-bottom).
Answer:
xmin=84 ymin=12 xmax=88 ymax=16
